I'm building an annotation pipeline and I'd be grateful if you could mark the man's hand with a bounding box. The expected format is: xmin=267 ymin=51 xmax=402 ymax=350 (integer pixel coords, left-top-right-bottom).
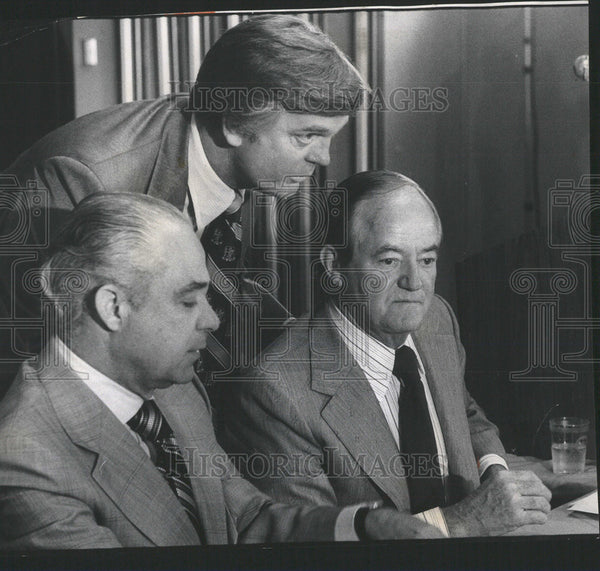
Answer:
xmin=506 ymin=453 xmax=597 ymax=505
xmin=442 ymin=470 xmax=551 ymax=537
xmin=363 ymin=508 xmax=445 ymax=540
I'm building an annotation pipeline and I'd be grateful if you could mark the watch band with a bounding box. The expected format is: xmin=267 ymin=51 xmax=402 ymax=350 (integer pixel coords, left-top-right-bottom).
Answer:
xmin=353 ymin=501 xmax=384 ymax=541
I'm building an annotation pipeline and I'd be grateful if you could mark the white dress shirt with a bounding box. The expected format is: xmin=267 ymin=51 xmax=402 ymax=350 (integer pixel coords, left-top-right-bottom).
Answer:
xmin=328 ymin=303 xmax=507 ymax=536
xmin=184 ymin=115 xmax=244 ymax=233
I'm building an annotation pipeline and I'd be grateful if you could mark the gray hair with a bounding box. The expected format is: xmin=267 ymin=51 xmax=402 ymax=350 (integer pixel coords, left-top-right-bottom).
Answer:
xmin=41 ymin=193 xmax=189 ymax=325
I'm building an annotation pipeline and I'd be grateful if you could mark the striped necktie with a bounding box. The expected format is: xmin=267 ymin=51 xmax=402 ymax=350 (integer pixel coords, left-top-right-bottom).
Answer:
xmin=127 ymin=400 xmax=203 ymax=540
xmin=394 ymin=345 xmax=446 ymax=513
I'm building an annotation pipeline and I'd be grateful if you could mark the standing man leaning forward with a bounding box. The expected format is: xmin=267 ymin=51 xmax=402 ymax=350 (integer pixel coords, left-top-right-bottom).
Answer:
xmin=220 ymin=171 xmax=552 ymax=538
xmin=0 ymin=193 xmax=447 ymax=549
xmin=0 ymin=14 xmax=367 ymax=386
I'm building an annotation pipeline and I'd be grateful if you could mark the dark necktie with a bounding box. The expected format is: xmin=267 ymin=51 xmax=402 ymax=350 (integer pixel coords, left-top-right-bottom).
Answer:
xmin=394 ymin=345 xmax=446 ymax=513
xmin=199 ymin=208 xmax=244 ymax=379
xmin=200 ymin=207 xmax=243 ymax=272
xmin=127 ymin=400 xmax=203 ymax=540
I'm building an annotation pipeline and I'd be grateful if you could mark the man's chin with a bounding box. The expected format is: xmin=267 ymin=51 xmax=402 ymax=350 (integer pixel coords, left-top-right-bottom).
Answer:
xmin=387 ymin=309 xmax=427 ymax=334
xmin=168 ymin=366 xmax=197 ymax=386
xmin=253 ymin=176 xmax=317 ymax=194
xmin=177 ymin=371 xmax=196 ymax=384
xmin=255 ymin=182 xmax=301 ymax=195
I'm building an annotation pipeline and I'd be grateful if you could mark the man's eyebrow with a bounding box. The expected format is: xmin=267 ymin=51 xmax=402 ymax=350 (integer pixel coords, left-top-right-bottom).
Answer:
xmin=293 ymin=125 xmax=333 ymax=134
xmin=174 ymin=281 xmax=209 ymax=298
xmin=373 ymin=244 xmax=440 ymax=256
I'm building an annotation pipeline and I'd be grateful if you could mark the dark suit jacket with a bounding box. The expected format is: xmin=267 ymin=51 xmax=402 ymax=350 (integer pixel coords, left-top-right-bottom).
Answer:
xmin=0 ymin=340 xmax=341 ymax=549
xmin=219 ymin=295 xmax=506 ymax=512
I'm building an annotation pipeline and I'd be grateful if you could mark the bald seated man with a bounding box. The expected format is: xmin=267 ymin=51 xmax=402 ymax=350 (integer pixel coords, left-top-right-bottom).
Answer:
xmin=220 ymin=170 xmax=552 ymax=537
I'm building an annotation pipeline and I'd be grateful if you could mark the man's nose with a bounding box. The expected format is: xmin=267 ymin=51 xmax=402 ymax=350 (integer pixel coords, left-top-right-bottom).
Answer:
xmin=397 ymin=260 xmax=422 ymax=291
xmin=307 ymin=139 xmax=331 ymax=167
xmin=198 ymin=300 xmax=220 ymax=332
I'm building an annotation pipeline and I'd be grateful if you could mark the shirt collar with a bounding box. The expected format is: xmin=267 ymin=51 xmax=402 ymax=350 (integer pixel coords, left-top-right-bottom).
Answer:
xmin=187 ymin=115 xmax=244 ymax=230
xmin=328 ymin=302 xmax=423 ymax=377
xmin=55 ymin=338 xmax=144 ymax=424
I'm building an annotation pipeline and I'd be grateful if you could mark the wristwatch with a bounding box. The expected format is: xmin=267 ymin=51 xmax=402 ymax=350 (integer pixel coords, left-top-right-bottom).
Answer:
xmin=353 ymin=501 xmax=384 ymax=541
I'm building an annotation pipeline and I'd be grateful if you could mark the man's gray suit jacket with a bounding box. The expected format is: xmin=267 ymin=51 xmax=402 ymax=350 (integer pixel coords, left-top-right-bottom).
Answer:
xmin=219 ymin=295 xmax=506 ymax=512
xmin=6 ymin=95 xmax=190 ymax=211
xmin=0 ymin=341 xmax=341 ymax=549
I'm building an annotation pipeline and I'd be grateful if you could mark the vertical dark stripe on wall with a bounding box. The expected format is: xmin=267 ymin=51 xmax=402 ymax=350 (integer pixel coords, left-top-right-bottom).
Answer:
xmin=353 ymin=11 xmax=369 ymax=173
xmin=369 ymin=10 xmax=385 ymax=170
xmin=142 ymin=18 xmax=157 ymax=99
xmin=169 ymin=17 xmax=180 ymax=92
xmin=177 ymin=16 xmax=190 ymax=88
xmin=133 ymin=18 xmax=143 ymax=100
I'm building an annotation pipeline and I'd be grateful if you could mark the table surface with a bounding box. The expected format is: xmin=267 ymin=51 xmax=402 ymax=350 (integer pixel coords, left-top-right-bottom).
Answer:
xmin=507 ymin=491 xmax=599 ymax=536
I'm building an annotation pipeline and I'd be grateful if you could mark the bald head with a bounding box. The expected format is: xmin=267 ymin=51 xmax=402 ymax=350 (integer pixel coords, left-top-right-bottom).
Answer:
xmin=325 ymin=170 xmax=442 ymax=266
xmin=351 ymin=183 xmax=441 ymax=263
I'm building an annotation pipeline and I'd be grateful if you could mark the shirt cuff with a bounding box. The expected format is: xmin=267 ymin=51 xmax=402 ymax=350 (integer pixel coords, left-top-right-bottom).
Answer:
xmin=334 ymin=502 xmax=381 ymax=541
xmin=478 ymin=453 xmax=508 ymax=477
xmin=414 ymin=507 xmax=450 ymax=537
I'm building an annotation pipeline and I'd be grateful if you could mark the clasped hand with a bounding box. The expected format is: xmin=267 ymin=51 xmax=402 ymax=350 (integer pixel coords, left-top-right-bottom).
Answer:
xmin=442 ymin=469 xmax=551 ymax=536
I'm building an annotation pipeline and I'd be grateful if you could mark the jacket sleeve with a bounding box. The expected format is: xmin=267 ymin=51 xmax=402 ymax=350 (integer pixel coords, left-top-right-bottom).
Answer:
xmin=194 ymin=375 xmax=342 ymax=544
xmin=220 ymin=463 xmax=341 ymax=544
xmin=218 ymin=373 xmax=341 ymax=509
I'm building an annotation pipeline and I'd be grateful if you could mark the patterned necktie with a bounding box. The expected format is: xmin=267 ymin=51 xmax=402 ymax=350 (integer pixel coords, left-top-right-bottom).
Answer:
xmin=199 ymin=208 xmax=244 ymax=379
xmin=201 ymin=207 xmax=243 ymax=272
xmin=127 ymin=400 xmax=203 ymax=539
xmin=394 ymin=345 xmax=446 ymax=513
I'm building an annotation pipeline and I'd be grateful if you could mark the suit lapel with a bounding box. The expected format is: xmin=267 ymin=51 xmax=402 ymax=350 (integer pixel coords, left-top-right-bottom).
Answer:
xmin=37 ymin=345 xmax=199 ymax=546
xmin=309 ymin=316 xmax=410 ymax=510
xmin=146 ymin=98 xmax=190 ymax=210
xmin=412 ymin=328 xmax=480 ymax=492
xmin=156 ymin=383 xmax=229 ymax=544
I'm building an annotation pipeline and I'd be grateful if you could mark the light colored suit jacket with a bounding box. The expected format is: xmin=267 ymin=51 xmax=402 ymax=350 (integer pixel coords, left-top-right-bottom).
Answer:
xmin=6 ymin=95 xmax=190 ymax=210
xmin=0 ymin=341 xmax=341 ymax=550
xmin=219 ymin=295 xmax=506 ymax=512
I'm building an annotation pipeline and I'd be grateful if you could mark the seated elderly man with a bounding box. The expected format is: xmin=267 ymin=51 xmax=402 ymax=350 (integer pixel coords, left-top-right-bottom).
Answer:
xmin=0 ymin=192 xmax=449 ymax=549
xmin=219 ymin=170 xmax=553 ymax=537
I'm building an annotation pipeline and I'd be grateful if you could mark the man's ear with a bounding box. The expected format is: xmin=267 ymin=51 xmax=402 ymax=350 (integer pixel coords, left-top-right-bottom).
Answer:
xmin=320 ymin=245 xmax=340 ymax=274
xmin=221 ymin=116 xmax=244 ymax=147
xmin=94 ymin=284 xmax=130 ymax=332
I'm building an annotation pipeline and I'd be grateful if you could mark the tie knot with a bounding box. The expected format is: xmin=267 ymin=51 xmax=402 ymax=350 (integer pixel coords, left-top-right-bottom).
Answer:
xmin=393 ymin=345 xmax=420 ymax=389
xmin=127 ymin=399 xmax=166 ymax=442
